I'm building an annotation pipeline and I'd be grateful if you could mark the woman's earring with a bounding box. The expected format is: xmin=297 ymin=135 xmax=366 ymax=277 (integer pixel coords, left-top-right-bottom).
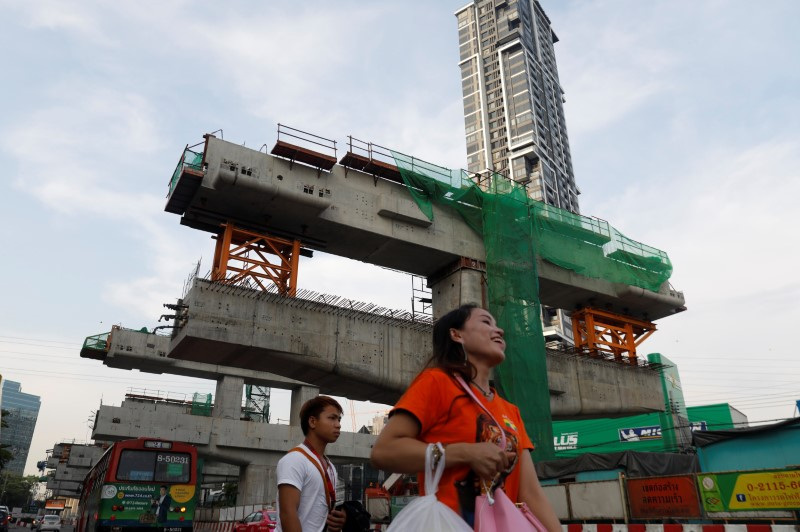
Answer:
xmin=461 ymin=345 xmax=468 ymax=365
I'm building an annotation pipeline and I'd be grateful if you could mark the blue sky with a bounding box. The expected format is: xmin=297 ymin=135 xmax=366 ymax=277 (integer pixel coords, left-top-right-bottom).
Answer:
xmin=1 ymin=0 xmax=798 ymax=474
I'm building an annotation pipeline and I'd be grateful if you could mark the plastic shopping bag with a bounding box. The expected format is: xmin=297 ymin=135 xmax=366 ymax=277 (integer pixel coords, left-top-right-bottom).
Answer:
xmin=386 ymin=443 xmax=472 ymax=532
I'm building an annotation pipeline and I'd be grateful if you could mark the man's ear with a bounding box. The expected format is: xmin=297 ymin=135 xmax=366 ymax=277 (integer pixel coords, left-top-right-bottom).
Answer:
xmin=308 ymin=415 xmax=317 ymax=430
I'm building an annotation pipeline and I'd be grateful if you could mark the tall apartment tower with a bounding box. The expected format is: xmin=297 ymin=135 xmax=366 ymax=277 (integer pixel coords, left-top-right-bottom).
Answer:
xmin=0 ymin=380 xmax=42 ymax=474
xmin=456 ymin=0 xmax=579 ymax=345
xmin=456 ymin=0 xmax=579 ymax=213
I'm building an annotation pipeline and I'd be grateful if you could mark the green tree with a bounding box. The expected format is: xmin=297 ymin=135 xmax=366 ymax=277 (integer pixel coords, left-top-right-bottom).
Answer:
xmin=222 ymin=482 xmax=238 ymax=506
xmin=0 ymin=472 xmax=37 ymax=507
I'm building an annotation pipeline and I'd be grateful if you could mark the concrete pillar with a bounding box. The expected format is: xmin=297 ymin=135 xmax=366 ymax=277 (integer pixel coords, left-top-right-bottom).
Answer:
xmin=429 ymin=259 xmax=486 ymax=319
xmin=236 ymin=462 xmax=279 ymax=506
xmin=288 ymin=385 xmax=320 ymax=427
xmin=213 ymin=375 xmax=245 ymax=419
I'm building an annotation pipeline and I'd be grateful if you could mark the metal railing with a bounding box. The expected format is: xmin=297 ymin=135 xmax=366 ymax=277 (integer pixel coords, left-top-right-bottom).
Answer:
xmin=82 ymin=331 xmax=110 ymax=352
xmin=167 ymin=143 xmax=205 ymax=197
xmin=276 ymin=123 xmax=337 ymax=159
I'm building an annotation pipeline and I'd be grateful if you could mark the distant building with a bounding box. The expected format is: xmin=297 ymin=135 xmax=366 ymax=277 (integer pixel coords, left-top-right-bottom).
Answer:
xmin=369 ymin=414 xmax=389 ymax=436
xmin=46 ymin=442 xmax=110 ymax=500
xmin=455 ymin=0 xmax=579 ymax=211
xmin=456 ymin=0 xmax=580 ymax=346
xmin=1 ymin=380 xmax=42 ymax=474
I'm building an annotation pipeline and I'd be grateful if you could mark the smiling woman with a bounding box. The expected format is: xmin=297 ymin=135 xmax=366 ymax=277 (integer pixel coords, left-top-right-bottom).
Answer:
xmin=370 ymin=304 xmax=562 ymax=531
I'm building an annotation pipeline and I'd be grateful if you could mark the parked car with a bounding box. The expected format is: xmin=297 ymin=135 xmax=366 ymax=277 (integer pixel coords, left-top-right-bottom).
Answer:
xmin=0 ymin=509 xmax=11 ymax=532
xmin=234 ymin=510 xmax=278 ymax=532
xmin=38 ymin=515 xmax=62 ymax=532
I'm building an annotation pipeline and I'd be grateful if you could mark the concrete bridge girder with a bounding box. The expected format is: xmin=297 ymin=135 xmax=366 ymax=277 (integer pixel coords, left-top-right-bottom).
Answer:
xmin=90 ymin=327 xmax=305 ymax=389
xmin=92 ymin=401 xmax=374 ymax=505
xmin=169 ymin=278 xmax=664 ymax=417
xmin=176 ymin=136 xmax=685 ymax=322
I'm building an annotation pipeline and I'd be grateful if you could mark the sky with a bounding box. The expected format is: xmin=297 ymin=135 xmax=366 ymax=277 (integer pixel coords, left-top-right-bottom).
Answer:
xmin=0 ymin=0 xmax=798 ymax=476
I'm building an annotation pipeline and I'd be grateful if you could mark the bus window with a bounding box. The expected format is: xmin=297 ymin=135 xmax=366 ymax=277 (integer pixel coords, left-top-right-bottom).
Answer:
xmin=117 ymin=451 xmax=191 ymax=483
xmin=118 ymin=450 xmax=156 ymax=481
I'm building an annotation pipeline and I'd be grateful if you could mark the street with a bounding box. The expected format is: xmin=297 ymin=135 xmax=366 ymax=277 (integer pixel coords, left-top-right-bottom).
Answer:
xmin=9 ymin=525 xmax=74 ymax=532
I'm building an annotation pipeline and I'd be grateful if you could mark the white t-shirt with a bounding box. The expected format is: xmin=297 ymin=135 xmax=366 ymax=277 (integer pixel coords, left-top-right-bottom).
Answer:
xmin=275 ymin=443 xmax=338 ymax=532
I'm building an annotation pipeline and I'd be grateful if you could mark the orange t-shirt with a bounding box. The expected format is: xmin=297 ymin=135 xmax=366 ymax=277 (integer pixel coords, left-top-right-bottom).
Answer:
xmin=391 ymin=368 xmax=534 ymax=519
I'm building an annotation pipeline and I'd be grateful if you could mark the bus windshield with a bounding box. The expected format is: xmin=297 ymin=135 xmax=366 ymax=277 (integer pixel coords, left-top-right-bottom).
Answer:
xmin=116 ymin=450 xmax=192 ymax=483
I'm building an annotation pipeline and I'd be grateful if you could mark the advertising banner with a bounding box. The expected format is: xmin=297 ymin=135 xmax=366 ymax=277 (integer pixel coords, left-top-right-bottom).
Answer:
xmin=44 ymin=500 xmax=66 ymax=510
xmin=627 ymin=476 xmax=702 ymax=519
xmin=98 ymin=483 xmax=196 ymax=527
xmin=618 ymin=426 xmax=662 ymax=441
xmin=697 ymin=469 xmax=800 ymax=511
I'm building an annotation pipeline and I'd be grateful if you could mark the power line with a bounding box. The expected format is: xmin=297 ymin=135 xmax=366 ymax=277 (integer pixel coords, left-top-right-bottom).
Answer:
xmin=0 ymin=340 xmax=80 ymax=350
xmin=0 ymin=335 xmax=81 ymax=346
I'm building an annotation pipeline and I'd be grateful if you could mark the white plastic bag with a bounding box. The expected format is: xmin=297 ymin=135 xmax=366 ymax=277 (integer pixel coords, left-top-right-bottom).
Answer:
xmin=386 ymin=443 xmax=472 ymax=532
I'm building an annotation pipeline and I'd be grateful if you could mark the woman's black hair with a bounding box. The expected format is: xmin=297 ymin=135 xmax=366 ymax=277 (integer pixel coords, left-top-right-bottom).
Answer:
xmin=427 ymin=303 xmax=479 ymax=381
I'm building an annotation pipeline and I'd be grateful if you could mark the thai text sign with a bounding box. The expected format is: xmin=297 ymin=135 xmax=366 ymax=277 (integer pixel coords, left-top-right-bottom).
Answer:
xmin=697 ymin=469 xmax=800 ymax=511
xmin=44 ymin=499 xmax=66 ymax=510
xmin=627 ymin=476 xmax=702 ymax=518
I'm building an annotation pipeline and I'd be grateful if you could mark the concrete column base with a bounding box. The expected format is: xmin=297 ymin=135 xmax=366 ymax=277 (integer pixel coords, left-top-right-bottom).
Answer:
xmin=214 ymin=375 xmax=245 ymax=419
xmin=429 ymin=258 xmax=487 ymax=319
xmin=289 ymin=385 xmax=320 ymax=427
xmin=236 ymin=462 xmax=278 ymax=506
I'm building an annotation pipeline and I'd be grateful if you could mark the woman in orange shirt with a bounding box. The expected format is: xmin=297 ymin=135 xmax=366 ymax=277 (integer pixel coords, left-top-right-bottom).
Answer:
xmin=370 ymin=304 xmax=561 ymax=530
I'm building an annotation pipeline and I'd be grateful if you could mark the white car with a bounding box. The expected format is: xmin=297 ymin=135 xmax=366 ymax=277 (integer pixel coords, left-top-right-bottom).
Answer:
xmin=38 ymin=515 xmax=61 ymax=532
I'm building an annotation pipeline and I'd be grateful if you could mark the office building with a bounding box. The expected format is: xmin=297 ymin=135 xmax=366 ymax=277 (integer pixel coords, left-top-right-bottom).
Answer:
xmin=456 ymin=0 xmax=580 ymax=344
xmin=1 ymin=380 xmax=41 ymax=474
xmin=456 ymin=0 xmax=579 ymax=212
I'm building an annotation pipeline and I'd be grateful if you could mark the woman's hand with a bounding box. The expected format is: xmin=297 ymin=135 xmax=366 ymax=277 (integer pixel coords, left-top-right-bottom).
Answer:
xmin=447 ymin=442 xmax=515 ymax=481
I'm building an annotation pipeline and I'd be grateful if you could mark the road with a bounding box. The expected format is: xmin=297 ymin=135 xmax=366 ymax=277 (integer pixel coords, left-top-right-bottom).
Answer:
xmin=9 ymin=525 xmax=74 ymax=532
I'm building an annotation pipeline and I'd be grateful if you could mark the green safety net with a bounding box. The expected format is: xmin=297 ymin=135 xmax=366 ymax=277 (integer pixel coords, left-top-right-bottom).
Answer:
xmin=391 ymin=151 xmax=673 ymax=461
xmin=168 ymin=148 xmax=204 ymax=196
xmin=82 ymin=331 xmax=111 ymax=352
xmin=191 ymin=392 xmax=213 ymax=417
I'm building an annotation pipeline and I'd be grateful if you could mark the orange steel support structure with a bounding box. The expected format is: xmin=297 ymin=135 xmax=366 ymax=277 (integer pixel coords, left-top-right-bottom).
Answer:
xmin=211 ymin=222 xmax=300 ymax=296
xmin=571 ymin=307 xmax=656 ymax=362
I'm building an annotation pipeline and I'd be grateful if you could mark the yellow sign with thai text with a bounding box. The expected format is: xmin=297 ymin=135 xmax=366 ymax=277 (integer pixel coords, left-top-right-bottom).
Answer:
xmin=169 ymin=484 xmax=196 ymax=504
xmin=728 ymin=470 xmax=800 ymax=510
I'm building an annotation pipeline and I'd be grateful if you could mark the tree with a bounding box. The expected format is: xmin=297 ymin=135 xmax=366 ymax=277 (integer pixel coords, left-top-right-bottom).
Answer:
xmin=222 ymin=482 xmax=238 ymax=506
xmin=0 ymin=472 xmax=37 ymax=508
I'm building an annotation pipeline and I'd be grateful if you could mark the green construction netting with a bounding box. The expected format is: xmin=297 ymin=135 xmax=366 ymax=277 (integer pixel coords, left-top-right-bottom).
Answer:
xmin=82 ymin=331 xmax=111 ymax=352
xmin=168 ymin=148 xmax=204 ymax=196
xmin=391 ymin=151 xmax=673 ymax=461
xmin=191 ymin=392 xmax=213 ymax=417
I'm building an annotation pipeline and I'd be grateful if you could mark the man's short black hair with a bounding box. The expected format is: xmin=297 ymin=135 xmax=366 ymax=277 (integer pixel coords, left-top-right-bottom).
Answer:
xmin=299 ymin=396 xmax=343 ymax=435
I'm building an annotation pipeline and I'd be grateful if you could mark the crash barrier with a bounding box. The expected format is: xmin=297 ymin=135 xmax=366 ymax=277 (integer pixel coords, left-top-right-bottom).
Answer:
xmin=563 ymin=525 xmax=798 ymax=532
xmin=543 ymin=469 xmax=800 ymax=523
xmin=194 ymin=522 xmax=234 ymax=532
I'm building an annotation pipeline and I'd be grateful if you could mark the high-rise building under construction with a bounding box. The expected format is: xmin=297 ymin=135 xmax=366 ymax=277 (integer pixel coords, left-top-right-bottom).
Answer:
xmin=456 ymin=0 xmax=579 ymax=344
xmin=455 ymin=0 xmax=579 ymax=213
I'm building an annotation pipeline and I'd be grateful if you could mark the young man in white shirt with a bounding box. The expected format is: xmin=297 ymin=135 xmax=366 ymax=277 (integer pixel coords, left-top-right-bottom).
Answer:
xmin=276 ymin=396 xmax=347 ymax=532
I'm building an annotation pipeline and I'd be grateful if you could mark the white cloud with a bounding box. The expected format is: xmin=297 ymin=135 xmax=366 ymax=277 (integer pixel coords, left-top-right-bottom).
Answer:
xmin=555 ymin=3 xmax=679 ymax=134
xmin=4 ymin=0 xmax=111 ymax=44
xmin=4 ymin=83 xmax=162 ymax=207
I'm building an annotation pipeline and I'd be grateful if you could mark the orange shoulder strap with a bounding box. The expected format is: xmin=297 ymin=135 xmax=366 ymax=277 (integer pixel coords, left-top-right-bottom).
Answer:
xmin=288 ymin=447 xmax=332 ymax=507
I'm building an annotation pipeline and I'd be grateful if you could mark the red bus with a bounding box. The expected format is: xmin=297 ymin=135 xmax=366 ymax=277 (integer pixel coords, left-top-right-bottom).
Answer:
xmin=76 ymin=439 xmax=198 ymax=532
